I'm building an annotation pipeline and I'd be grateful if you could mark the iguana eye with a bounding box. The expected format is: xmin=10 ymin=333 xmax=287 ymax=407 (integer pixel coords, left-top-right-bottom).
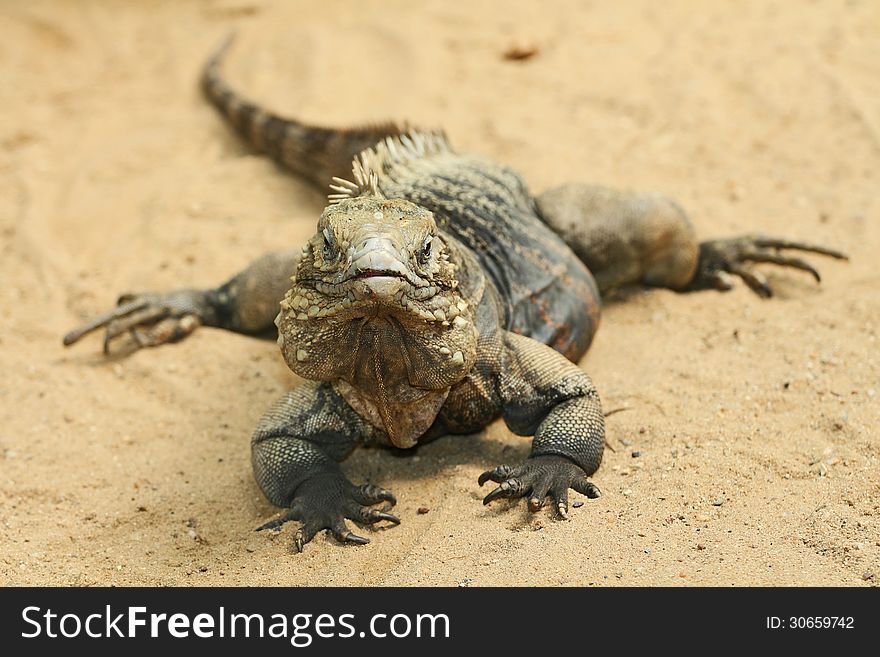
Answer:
xmin=420 ymin=235 xmax=433 ymax=262
xmin=322 ymin=229 xmax=337 ymax=261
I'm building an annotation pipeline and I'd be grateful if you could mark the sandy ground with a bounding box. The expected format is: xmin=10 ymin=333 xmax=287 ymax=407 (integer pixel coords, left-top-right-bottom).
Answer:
xmin=1 ymin=0 xmax=878 ymax=587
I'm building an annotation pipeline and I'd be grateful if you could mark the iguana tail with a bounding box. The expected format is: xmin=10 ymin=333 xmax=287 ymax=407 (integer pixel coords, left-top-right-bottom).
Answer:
xmin=202 ymin=35 xmax=407 ymax=190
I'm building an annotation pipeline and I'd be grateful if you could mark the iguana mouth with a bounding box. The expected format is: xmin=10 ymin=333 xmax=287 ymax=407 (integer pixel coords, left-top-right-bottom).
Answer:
xmin=350 ymin=270 xmax=407 ymax=281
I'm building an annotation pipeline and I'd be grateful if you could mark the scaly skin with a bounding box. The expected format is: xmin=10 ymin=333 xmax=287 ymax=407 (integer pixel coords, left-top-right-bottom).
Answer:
xmin=63 ymin=37 xmax=847 ymax=551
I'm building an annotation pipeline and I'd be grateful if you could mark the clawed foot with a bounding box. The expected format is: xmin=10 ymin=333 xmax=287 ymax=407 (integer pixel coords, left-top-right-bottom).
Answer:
xmin=479 ymin=454 xmax=600 ymax=518
xmin=63 ymin=290 xmax=209 ymax=354
xmin=257 ymin=476 xmax=399 ymax=552
xmin=692 ymin=235 xmax=847 ymax=298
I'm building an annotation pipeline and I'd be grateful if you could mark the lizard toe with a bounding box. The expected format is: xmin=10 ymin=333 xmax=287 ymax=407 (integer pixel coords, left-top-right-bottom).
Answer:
xmin=329 ymin=519 xmax=370 ymax=546
xmin=478 ymin=464 xmax=515 ymax=487
xmin=352 ymin=483 xmax=397 ymax=507
xmin=482 ymin=476 xmax=528 ymax=505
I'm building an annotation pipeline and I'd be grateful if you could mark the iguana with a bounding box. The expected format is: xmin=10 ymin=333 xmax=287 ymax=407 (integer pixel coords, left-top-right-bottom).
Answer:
xmin=63 ymin=38 xmax=846 ymax=551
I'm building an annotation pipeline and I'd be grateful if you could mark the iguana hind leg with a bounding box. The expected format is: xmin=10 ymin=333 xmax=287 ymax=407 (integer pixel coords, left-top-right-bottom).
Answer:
xmin=536 ymin=183 xmax=846 ymax=297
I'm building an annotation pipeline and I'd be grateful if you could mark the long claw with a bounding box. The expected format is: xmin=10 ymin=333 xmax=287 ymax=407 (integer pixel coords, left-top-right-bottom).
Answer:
xmin=483 ymin=486 xmax=509 ymax=505
xmin=752 ymin=237 xmax=848 ymax=260
xmin=63 ymin=298 xmax=150 ymax=346
xmin=483 ymin=478 xmax=523 ymax=505
xmin=343 ymin=532 xmax=370 ymax=545
xmin=335 ymin=528 xmax=370 ymax=545
xmin=741 ymin=251 xmax=821 ymax=282
xmin=371 ymin=511 xmax=400 ymax=525
xmin=728 ymin=263 xmax=772 ymax=298
xmin=255 ymin=508 xmax=299 ymax=532
xmin=358 ymin=507 xmax=401 ymax=525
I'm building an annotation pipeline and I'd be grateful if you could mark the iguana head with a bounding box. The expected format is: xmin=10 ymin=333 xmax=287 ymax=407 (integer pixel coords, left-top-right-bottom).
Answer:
xmin=276 ymin=196 xmax=480 ymax=397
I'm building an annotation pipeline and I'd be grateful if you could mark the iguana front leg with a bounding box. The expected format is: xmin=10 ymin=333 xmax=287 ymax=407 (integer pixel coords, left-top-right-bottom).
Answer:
xmin=536 ymin=183 xmax=846 ymax=296
xmin=252 ymin=382 xmax=399 ymax=551
xmin=479 ymin=332 xmax=605 ymax=517
xmin=63 ymin=250 xmax=299 ymax=353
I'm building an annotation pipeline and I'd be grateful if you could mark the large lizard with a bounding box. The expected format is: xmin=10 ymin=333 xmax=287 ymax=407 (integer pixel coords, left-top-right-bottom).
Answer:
xmin=63 ymin=38 xmax=846 ymax=551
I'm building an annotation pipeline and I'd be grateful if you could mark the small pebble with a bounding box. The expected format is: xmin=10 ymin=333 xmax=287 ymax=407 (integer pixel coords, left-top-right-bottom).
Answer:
xmin=502 ymin=44 xmax=539 ymax=61
xmin=572 ymin=501 xmax=584 ymax=508
xmin=862 ymin=572 xmax=875 ymax=581
xmin=417 ymin=507 xmax=429 ymax=514
xmin=712 ymin=497 xmax=725 ymax=506
xmin=631 ymin=451 xmax=641 ymax=458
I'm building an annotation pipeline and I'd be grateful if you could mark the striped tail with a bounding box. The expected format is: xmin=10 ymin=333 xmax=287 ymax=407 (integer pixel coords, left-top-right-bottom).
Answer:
xmin=201 ymin=35 xmax=407 ymax=190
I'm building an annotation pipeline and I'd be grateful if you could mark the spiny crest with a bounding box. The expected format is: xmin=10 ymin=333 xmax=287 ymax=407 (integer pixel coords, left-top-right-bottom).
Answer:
xmin=328 ymin=154 xmax=380 ymax=203
xmin=328 ymin=129 xmax=452 ymax=205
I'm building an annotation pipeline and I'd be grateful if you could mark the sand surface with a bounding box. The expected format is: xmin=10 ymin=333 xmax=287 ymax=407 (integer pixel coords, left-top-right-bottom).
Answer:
xmin=1 ymin=0 xmax=878 ymax=586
